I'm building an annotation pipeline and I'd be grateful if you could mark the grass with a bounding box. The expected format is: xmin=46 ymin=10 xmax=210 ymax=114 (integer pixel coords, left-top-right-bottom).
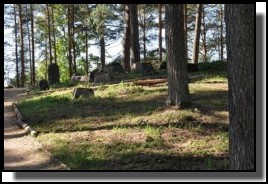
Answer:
xmin=17 ymin=70 xmax=229 ymax=170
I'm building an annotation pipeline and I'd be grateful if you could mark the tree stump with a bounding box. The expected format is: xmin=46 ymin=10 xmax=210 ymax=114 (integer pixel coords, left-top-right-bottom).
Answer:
xmin=72 ymin=87 xmax=94 ymax=99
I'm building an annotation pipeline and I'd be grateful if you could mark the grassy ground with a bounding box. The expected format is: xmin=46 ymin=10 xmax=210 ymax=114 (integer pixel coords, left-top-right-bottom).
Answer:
xmin=17 ymin=66 xmax=229 ymax=170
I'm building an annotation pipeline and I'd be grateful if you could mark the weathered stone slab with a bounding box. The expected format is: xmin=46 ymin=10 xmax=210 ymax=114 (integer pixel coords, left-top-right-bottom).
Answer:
xmin=72 ymin=87 xmax=94 ymax=99
xmin=94 ymin=72 xmax=112 ymax=84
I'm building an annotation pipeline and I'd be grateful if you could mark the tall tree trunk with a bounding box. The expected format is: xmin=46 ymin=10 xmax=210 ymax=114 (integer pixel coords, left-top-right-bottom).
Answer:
xmin=18 ymin=4 xmax=25 ymax=87
xmin=225 ymin=4 xmax=254 ymax=170
xmin=85 ymin=28 xmax=89 ymax=75
xmin=202 ymin=5 xmax=207 ymax=62
xmin=129 ymin=4 xmax=140 ymax=64
xmin=165 ymin=4 xmax=190 ymax=108
xmin=158 ymin=4 xmax=163 ymax=63
xmin=67 ymin=4 xmax=73 ymax=78
xmin=51 ymin=5 xmax=57 ymax=64
xmin=123 ymin=4 xmax=131 ymax=72
xmin=220 ymin=4 xmax=224 ymax=61
xmin=100 ymin=35 xmax=105 ymax=69
xmin=45 ymin=37 xmax=48 ymax=80
xmin=184 ymin=4 xmax=187 ymax=60
xmin=30 ymin=4 xmax=35 ymax=86
xmin=192 ymin=4 xmax=202 ymax=64
xmin=26 ymin=4 xmax=32 ymax=86
xmin=72 ymin=4 xmax=76 ymax=74
xmin=143 ymin=7 xmax=146 ymax=61
xmin=14 ymin=4 xmax=20 ymax=87
xmin=47 ymin=4 xmax=52 ymax=65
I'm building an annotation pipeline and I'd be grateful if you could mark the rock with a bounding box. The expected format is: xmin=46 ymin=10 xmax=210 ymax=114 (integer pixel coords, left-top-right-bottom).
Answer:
xmin=103 ymin=63 xmax=124 ymax=75
xmin=131 ymin=63 xmax=154 ymax=75
xmin=89 ymin=68 xmax=99 ymax=82
xmin=159 ymin=62 xmax=199 ymax=73
xmin=72 ymin=87 xmax=94 ymax=99
xmin=159 ymin=62 xmax=167 ymax=70
xmin=39 ymin=79 xmax=49 ymax=91
xmin=94 ymin=72 xmax=112 ymax=84
xmin=48 ymin=63 xmax=60 ymax=85
xmin=71 ymin=74 xmax=90 ymax=83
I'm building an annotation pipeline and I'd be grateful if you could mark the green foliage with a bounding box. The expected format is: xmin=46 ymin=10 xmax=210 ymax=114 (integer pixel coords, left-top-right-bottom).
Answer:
xmin=198 ymin=60 xmax=227 ymax=73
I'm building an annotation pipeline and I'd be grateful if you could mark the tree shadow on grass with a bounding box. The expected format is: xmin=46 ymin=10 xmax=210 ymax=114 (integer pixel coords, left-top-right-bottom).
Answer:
xmin=51 ymin=141 xmax=229 ymax=170
xmin=18 ymin=95 xmax=166 ymax=129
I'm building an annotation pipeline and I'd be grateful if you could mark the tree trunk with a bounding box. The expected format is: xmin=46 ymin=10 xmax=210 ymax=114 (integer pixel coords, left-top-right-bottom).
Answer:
xmin=14 ymin=4 xmax=20 ymax=87
xmin=184 ymin=4 xmax=187 ymax=60
xmin=26 ymin=4 xmax=32 ymax=86
xmin=158 ymin=4 xmax=162 ymax=63
xmin=100 ymin=35 xmax=105 ymax=69
xmin=51 ymin=5 xmax=57 ymax=64
xmin=220 ymin=4 xmax=224 ymax=61
xmin=19 ymin=4 xmax=25 ymax=87
xmin=202 ymin=5 xmax=207 ymax=62
xmin=85 ymin=28 xmax=89 ymax=75
xmin=30 ymin=4 xmax=35 ymax=86
xmin=72 ymin=4 xmax=76 ymax=74
xmin=192 ymin=4 xmax=202 ymax=64
xmin=47 ymin=4 xmax=52 ymax=65
xmin=165 ymin=4 xmax=190 ymax=108
xmin=68 ymin=4 xmax=73 ymax=78
xmin=123 ymin=4 xmax=131 ymax=72
xmin=143 ymin=7 xmax=146 ymax=61
xmin=225 ymin=4 xmax=254 ymax=170
xmin=129 ymin=4 xmax=140 ymax=64
xmin=45 ymin=37 xmax=48 ymax=80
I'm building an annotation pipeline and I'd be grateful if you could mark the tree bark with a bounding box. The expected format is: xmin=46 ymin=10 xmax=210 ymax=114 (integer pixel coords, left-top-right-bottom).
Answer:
xmin=129 ymin=4 xmax=140 ymax=64
xmin=18 ymin=4 xmax=25 ymax=87
xmin=100 ymin=34 xmax=105 ymax=69
xmin=72 ymin=4 xmax=76 ymax=74
xmin=85 ymin=28 xmax=89 ymax=75
xmin=123 ymin=4 xmax=131 ymax=72
xmin=68 ymin=4 xmax=73 ymax=78
xmin=220 ymin=4 xmax=224 ymax=61
xmin=26 ymin=4 xmax=32 ymax=86
xmin=165 ymin=4 xmax=190 ymax=108
xmin=51 ymin=5 xmax=57 ymax=64
xmin=47 ymin=4 xmax=52 ymax=65
xmin=143 ymin=7 xmax=146 ymax=61
xmin=14 ymin=4 xmax=20 ymax=87
xmin=192 ymin=4 xmax=202 ymax=64
xmin=30 ymin=4 xmax=35 ymax=86
xmin=225 ymin=4 xmax=254 ymax=170
xmin=158 ymin=4 xmax=163 ymax=63
xmin=45 ymin=36 xmax=48 ymax=80
xmin=184 ymin=4 xmax=187 ymax=60
xmin=201 ymin=5 xmax=207 ymax=62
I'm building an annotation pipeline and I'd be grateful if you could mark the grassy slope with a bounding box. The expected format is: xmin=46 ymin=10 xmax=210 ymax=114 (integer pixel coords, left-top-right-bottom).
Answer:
xmin=17 ymin=63 xmax=229 ymax=170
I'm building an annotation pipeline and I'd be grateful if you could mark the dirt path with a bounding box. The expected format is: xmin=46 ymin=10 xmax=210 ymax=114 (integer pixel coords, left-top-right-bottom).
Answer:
xmin=4 ymin=88 xmax=68 ymax=170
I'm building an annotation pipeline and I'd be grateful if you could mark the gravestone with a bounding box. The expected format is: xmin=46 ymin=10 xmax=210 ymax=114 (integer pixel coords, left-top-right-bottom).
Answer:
xmin=48 ymin=63 xmax=60 ymax=85
xmin=71 ymin=74 xmax=90 ymax=83
xmin=158 ymin=62 xmax=199 ymax=73
xmin=89 ymin=68 xmax=99 ymax=82
xmin=131 ymin=63 xmax=154 ymax=75
xmin=72 ymin=87 xmax=94 ymax=99
xmin=94 ymin=72 xmax=112 ymax=84
xmin=103 ymin=63 xmax=124 ymax=75
xmin=39 ymin=79 xmax=49 ymax=91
